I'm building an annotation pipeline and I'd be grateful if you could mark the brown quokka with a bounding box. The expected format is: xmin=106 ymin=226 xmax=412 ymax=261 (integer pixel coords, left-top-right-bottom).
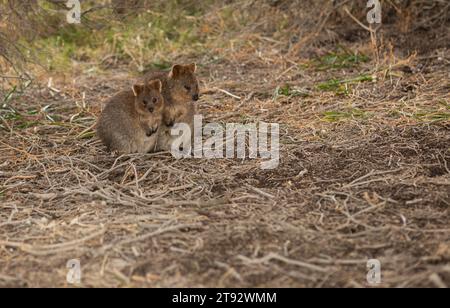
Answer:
xmin=143 ymin=63 xmax=200 ymax=151
xmin=97 ymin=79 xmax=165 ymax=154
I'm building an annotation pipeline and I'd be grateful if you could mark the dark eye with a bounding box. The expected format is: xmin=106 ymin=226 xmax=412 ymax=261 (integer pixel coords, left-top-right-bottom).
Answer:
xmin=184 ymin=86 xmax=191 ymax=91
xmin=143 ymin=100 xmax=148 ymax=105
xmin=152 ymin=98 xmax=158 ymax=104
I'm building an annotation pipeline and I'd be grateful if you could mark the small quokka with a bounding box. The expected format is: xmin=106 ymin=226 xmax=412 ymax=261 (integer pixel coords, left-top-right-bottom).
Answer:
xmin=143 ymin=63 xmax=200 ymax=151
xmin=97 ymin=79 xmax=165 ymax=154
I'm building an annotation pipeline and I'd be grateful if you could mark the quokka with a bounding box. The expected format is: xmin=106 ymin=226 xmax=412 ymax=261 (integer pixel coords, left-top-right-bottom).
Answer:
xmin=143 ymin=63 xmax=200 ymax=151
xmin=97 ymin=79 xmax=165 ymax=154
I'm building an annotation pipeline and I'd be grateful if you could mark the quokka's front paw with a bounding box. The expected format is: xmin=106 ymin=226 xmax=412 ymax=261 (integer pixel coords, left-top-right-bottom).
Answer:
xmin=146 ymin=126 xmax=159 ymax=137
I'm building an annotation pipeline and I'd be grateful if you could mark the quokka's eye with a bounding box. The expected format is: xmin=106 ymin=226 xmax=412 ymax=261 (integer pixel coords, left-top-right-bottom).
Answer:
xmin=184 ymin=86 xmax=191 ymax=91
xmin=152 ymin=98 xmax=158 ymax=104
xmin=143 ymin=100 xmax=148 ymax=105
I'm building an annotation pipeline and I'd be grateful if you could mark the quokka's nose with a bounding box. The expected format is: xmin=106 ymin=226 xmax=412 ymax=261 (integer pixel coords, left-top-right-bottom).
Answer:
xmin=192 ymin=94 xmax=199 ymax=101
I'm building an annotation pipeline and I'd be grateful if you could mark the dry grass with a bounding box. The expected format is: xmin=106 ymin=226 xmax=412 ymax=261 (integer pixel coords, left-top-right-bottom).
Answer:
xmin=0 ymin=0 xmax=449 ymax=288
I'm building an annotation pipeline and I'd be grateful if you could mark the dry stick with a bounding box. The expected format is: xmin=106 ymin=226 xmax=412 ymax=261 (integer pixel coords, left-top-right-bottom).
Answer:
xmin=215 ymin=261 xmax=244 ymax=283
xmin=129 ymin=162 xmax=140 ymax=193
xmin=0 ymin=218 xmax=31 ymax=228
xmin=68 ymin=157 xmax=105 ymax=172
xmin=98 ymin=223 xmax=202 ymax=253
xmin=412 ymin=3 xmax=450 ymax=31
xmin=123 ymin=166 xmax=156 ymax=190
xmin=0 ymin=140 xmax=52 ymax=186
xmin=343 ymin=168 xmax=403 ymax=188
xmin=236 ymin=92 xmax=255 ymax=109
xmin=108 ymin=268 xmax=130 ymax=285
xmin=370 ymin=23 xmax=380 ymax=67
xmin=77 ymin=122 xmax=97 ymax=138
xmin=308 ymin=258 xmax=386 ymax=265
xmin=213 ymin=112 xmax=242 ymax=122
xmin=0 ymin=75 xmax=28 ymax=80
xmin=3 ymin=175 xmax=37 ymax=185
xmin=0 ymin=228 xmax=106 ymax=256
xmin=429 ymin=273 xmax=448 ymax=289
xmin=0 ymin=116 xmax=12 ymax=133
xmin=337 ymin=209 xmax=379 ymax=232
xmin=246 ymin=185 xmax=275 ymax=200
xmin=237 ymin=253 xmax=329 ymax=273
xmin=343 ymin=8 xmax=381 ymax=65
xmin=336 ymin=196 xmax=385 ymax=231
xmin=98 ymin=159 xmax=136 ymax=179
xmin=275 ymin=65 xmax=297 ymax=81
xmin=215 ymin=88 xmax=242 ymax=100
xmin=0 ymin=273 xmax=23 ymax=283
xmin=0 ymin=140 xmax=36 ymax=158
xmin=404 ymin=228 xmax=450 ymax=234
xmin=344 ymin=178 xmax=388 ymax=189
xmin=343 ymin=8 xmax=375 ymax=33
xmin=35 ymin=159 xmax=53 ymax=188
xmin=440 ymin=153 xmax=450 ymax=174
xmin=101 ymin=153 xmax=164 ymax=179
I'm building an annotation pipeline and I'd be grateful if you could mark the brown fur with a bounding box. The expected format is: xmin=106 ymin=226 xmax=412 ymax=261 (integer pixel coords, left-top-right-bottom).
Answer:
xmin=97 ymin=79 xmax=165 ymax=154
xmin=143 ymin=64 xmax=200 ymax=151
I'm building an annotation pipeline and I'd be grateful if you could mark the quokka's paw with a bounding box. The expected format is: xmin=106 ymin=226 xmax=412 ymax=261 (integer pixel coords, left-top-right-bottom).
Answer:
xmin=146 ymin=126 xmax=159 ymax=137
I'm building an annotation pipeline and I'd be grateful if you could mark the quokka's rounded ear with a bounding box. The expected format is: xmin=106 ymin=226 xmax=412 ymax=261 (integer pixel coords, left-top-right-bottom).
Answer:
xmin=187 ymin=63 xmax=197 ymax=73
xmin=148 ymin=79 xmax=162 ymax=92
xmin=132 ymin=84 xmax=144 ymax=97
xmin=169 ymin=64 xmax=184 ymax=79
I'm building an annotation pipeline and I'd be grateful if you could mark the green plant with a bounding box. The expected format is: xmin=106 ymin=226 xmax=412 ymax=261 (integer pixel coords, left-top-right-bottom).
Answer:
xmin=275 ymin=85 xmax=310 ymax=99
xmin=322 ymin=109 xmax=370 ymax=122
xmin=317 ymin=74 xmax=374 ymax=95
xmin=414 ymin=111 xmax=450 ymax=123
xmin=312 ymin=49 xmax=370 ymax=70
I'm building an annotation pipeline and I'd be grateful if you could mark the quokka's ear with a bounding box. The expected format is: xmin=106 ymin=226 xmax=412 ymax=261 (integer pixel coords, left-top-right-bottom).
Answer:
xmin=186 ymin=63 xmax=197 ymax=74
xmin=169 ymin=64 xmax=184 ymax=79
xmin=132 ymin=84 xmax=144 ymax=97
xmin=148 ymin=79 xmax=162 ymax=92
